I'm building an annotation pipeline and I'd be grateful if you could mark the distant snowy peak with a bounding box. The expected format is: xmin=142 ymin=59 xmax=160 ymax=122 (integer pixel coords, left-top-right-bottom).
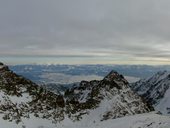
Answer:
xmin=131 ymin=70 xmax=170 ymax=115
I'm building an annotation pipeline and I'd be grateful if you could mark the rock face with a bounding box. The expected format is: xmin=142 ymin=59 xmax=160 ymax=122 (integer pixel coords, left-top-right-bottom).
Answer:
xmin=0 ymin=63 xmax=153 ymax=124
xmin=131 ymin=71 xmax=170 ymax=115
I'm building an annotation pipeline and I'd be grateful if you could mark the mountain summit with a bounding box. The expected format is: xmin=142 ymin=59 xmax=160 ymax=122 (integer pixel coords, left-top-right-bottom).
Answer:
xmin=104 ymin=70 xmax=128 ymax=83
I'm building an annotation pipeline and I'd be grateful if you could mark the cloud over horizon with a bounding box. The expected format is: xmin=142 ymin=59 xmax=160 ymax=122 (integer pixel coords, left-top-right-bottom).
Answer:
xmin=1 ymin=0 xmax=170 ymax=64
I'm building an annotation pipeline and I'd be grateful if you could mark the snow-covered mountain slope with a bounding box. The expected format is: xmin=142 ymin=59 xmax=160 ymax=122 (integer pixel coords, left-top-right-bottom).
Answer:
xmin=2 ymin=62 xmax=168 ymax=128
xmin=131 ymin=71 xmax=170 ymax=115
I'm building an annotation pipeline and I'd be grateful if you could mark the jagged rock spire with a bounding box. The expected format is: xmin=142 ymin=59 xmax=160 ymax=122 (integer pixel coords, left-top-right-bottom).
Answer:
xmin=104 ymin=70 xmax=128 ymax=84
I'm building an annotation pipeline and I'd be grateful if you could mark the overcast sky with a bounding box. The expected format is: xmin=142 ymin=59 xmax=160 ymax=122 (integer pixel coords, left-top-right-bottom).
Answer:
xmin=1 ymin=0 xmax=170 ymax=65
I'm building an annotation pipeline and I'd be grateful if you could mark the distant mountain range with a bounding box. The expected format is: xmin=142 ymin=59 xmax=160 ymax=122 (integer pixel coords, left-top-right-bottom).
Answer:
xmin=9 ymin=64 xmax=170 ymax=85
xmin=1 ymin=62 xmax=170 ymax=128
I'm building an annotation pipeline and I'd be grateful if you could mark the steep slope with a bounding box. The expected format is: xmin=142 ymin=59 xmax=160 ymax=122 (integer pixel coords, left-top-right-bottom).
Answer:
xmin=131 ymin=71 xmax=170 ymax=115
xmin=64 ymin=70 xmax=153 ymax=121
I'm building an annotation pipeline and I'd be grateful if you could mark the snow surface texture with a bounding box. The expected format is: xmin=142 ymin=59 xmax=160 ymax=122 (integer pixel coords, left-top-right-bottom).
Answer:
xmin=131 ymin=71 xmax=170 ymax=115
xmin=58 ymin=112 xmax=170 ymax=128
xmin=0 ymin=112 xmax=170 ymax=128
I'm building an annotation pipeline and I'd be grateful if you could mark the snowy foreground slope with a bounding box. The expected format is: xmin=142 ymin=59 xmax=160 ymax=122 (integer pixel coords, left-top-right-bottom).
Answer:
xmin=131 ymin=71 xmax=170 ymax=115
xmin=58 ymin=112 xmax=170 ymax=128
xmin=0 ymin=112 xmax=170 ymax=128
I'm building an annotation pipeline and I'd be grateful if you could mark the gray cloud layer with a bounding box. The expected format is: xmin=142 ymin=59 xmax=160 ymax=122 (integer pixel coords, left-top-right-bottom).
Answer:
xmin=1 ymin=0 xmax=170 ymax=64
